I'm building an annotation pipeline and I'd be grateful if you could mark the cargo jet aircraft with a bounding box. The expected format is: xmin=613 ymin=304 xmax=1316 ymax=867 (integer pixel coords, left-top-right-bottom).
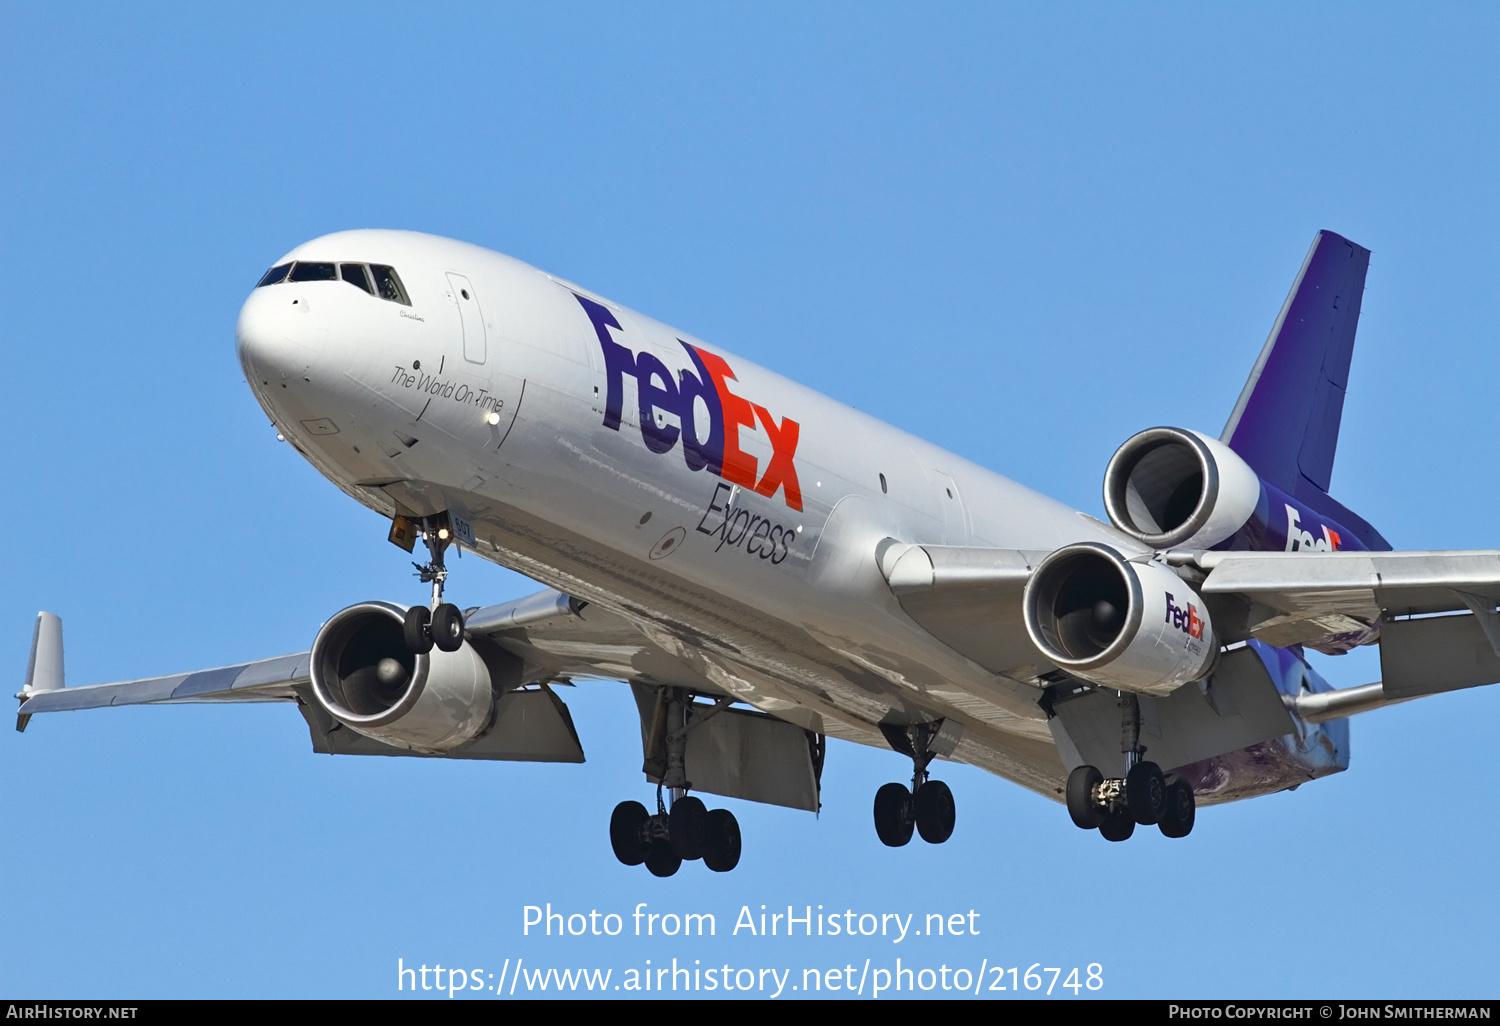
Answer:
xmin=19 ymin=229 xmax=1500 ymax=875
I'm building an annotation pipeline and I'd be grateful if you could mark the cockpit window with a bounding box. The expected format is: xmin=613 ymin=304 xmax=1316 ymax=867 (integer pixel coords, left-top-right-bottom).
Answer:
xmin=370 ymin=265 xmax=411 ymax=306
xmin=288 ymin=261 xmax=337 ymax=282
xmin=256 ymin=263 xmax=291 ymax=287
xmin=340 ymin=263 xmax=373 ymax=294
xmin=255 ymin=258 xmax=411 ymax=306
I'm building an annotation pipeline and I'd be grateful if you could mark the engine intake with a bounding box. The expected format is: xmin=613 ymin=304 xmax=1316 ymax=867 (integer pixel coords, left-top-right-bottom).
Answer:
xmin=1103 ymin=427 xmax=1262 ymax=549
xmin=310 ymin=601 xmax=495 ymax=753
xmin=1024 ymin=543 xmax=1216 ymax=695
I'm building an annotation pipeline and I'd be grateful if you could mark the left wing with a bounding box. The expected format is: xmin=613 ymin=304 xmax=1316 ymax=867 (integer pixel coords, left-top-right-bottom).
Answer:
xmin=1181 ymin=548 xmax=1500 ymax=700
xmin=878 ymin=542 xmax=1500 ymax=708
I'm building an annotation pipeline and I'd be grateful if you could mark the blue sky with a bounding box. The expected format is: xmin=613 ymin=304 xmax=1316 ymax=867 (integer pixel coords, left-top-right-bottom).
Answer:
xmin=3 ymin=3 xmax=1499 ymax=999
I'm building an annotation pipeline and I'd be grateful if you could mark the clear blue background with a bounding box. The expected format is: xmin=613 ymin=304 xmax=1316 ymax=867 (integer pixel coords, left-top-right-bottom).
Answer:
xmin=3 ymin=3 xmax=1497 ymax=999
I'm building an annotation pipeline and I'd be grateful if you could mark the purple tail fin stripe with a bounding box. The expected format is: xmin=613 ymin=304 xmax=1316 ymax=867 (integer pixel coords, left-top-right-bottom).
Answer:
xmin=1222 ymin=231 xmax=1367 ymax=495
xmin=1221 ymin=231 xmax=1389 ymax=550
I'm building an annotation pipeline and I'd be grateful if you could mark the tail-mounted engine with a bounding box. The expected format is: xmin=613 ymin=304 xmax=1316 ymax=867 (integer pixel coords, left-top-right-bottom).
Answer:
xmin=1103 ymin=427 xmax=1263 ymax=550
xmin=310 ymin=601 xmax=496 ymax=753
xmin=1023 ymin=543 xmax=1215 ymax=695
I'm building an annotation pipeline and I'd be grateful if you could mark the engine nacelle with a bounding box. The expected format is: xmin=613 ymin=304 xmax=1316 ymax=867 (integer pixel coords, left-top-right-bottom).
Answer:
xmin=1024 ymin=543 xmax=1216 ymax=695
xmin=1103 ymin=427 xmax=1262 ymax=550
xmin=310 ymin=601 xmax=495 ymax=753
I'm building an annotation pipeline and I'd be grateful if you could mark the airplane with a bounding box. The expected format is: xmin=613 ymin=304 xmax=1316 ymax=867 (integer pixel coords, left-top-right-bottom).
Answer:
xmin=18 ymin=228 xmax=1500 ymax=876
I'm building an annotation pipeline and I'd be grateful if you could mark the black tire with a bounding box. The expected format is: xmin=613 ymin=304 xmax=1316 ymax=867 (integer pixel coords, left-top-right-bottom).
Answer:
xmin=431 ymin=603 xmax=465 ymax=652
xmin=668 ymin=796 xmax=710 ymax=860
xmin=702 ymin=809 xmax=741 ymax=872
xmin=1098 ymin=810 xmax=1136 ymax=842
xmin=644 ymin=841 xmax=682 ymax=878
xmin=873 ymin=782 xmax=915 ymax=847
xmin=914 ymin=779 xmax=956 ymax=844
xmin=403 ymin=605 xmax=433 ymax=655
xmin=1066 ymin=765 xmax=1105 ymax=829
xmin=1125 ymin=760 xmax=1166 ymax=825
xmin=609 ymin=801 xmax=650 ymax=866
xmin=1158 ymin=775 xmax=1196 ymax=838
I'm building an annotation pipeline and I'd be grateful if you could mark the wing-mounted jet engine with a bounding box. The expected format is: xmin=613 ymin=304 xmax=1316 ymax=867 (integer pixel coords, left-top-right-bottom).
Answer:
xmin=1022 ymin=542 xmax=1216 ymax=696
xmin=310 ymin=601 xmax=501 ymax=752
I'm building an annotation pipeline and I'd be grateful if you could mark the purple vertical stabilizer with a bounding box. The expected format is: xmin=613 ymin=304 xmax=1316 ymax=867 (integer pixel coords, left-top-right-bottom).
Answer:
xmin=1221 ymin=231 xmax=1389 ymax=550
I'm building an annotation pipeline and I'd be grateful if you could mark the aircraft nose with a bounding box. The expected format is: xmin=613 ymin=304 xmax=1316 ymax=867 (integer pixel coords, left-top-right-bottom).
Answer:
xmin=235 ymin=285 xmax=327 ymax=386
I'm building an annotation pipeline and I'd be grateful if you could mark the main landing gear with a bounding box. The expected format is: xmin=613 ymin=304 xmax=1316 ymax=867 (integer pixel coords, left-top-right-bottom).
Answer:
xmin=609 ymin=687 xmax=742 ymax=876
xmin=401 ymin=515 xmax=466 ymax=654
xmin=873 ymin=722 xmax=957 ymax=847
xmin=610 ymin=788 xmax=742 ymax=878
xmin=1065 ymin=692 xmax=1196 ymax=841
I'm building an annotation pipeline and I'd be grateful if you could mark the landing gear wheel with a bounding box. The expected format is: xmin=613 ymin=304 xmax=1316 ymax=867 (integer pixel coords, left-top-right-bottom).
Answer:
xmin=403 ymin=605 xmax=433 ymax=655
xmin=914 ymin=780 xmax=956 ymax=844
xmin=873 ymin=782 xmax=915 ymax=847
xmin=644 ymin=841 xmax=682 ymax=878
xmin=1125 ymin=760 xmax=1166 ymax=825
xmin=431 ymin=603 xmax=465 ymax=652
xmin=669 ymin=796 xmax=710 ymax=860
xmin=702 ymin=809 xmax=741 ymax=872
xmin=1066 ymin=765 xmax=1105 ymax=829
xmin=1099 ymin=810 xmax=1135 ymax=842
xmin=1158 ymin=775 xmax=1196 ymax=838
xmin=609 ymin=801 xmax=649 ymax=866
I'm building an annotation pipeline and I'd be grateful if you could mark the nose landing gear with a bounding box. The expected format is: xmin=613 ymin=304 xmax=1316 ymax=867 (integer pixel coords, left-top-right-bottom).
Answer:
xmin=400 ymin=515 xmax=466 ymax=654
xmin=873 ymin=722 xmax=957 ymax=848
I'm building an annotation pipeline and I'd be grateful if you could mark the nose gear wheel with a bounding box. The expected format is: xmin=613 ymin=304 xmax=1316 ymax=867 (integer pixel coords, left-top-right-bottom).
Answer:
xmin=873 ymin=721 xmax=957 ymax=848
xmin=402 ymin=515 xmax=466 ymax=655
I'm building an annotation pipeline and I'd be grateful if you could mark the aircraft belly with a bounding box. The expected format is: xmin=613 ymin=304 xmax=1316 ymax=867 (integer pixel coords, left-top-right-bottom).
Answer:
xmin=450 ymin=489 xmax=1065 ymax=782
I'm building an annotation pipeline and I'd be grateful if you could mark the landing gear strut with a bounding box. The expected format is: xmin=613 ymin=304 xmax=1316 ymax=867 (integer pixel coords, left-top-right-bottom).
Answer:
xmin=402 ymin=515 xmax=465 ymax=654
xmin=609 ymin=688 xmax=742 ymax=876
xmin=873 ymin=722 xmax=956 ymax=847
xmin=1064 ymin=691 xmax=1195 ymax=841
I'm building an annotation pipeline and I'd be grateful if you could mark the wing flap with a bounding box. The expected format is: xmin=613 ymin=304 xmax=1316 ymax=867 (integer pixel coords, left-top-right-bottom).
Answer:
xmin=298 ymin=685 xmax=585 ymax=763
xmin=1380 ymin=613 xmax=1500 ymax=699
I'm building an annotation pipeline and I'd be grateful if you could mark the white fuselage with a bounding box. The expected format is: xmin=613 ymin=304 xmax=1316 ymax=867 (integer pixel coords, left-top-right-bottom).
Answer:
xmin=235 ymin=230 xmax=1143 ymax=799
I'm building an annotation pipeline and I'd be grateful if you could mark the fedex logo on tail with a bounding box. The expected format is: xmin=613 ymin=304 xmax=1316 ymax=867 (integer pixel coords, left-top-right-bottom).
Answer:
xmin=1284 ymin=505 xmax=1341 ymax=552
xmin=576 ymin=295 xmax=803 ymax=511
xmin=1164 ymin=593 xmax=1204 ymax=639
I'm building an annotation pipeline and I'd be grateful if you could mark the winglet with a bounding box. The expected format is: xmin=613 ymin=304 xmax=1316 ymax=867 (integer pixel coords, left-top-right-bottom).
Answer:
xmin=17 ymin=612 xmax=64 ymax=732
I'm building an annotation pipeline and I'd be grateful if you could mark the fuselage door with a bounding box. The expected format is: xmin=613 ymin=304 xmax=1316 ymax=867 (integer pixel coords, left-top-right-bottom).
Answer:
xmin=447 ymin=272 xmax=487 ymax=364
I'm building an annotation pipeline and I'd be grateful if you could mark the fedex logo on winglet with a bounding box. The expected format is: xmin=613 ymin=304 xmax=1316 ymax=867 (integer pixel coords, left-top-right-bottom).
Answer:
xmin=576 ymin=295 xmax=804 ymax=511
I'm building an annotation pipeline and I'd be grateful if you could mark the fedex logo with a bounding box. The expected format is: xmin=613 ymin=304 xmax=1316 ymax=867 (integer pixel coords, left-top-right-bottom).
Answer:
xmin=1284 ymin=505 xmax=1341 ymax=552
xmin=576 ymin=295 xmax=804 ymax=511
xmin=1164 ymin=593 xmax=1204 ymax=639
